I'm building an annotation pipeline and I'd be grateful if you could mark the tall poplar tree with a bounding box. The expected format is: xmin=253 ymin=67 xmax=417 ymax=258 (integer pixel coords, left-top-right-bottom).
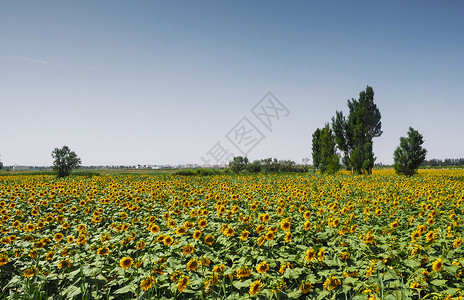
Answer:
xmin=331 ymin=86 xmax=382 ymax=174
xmin=312 ymin=124 xmax=340 ymax=174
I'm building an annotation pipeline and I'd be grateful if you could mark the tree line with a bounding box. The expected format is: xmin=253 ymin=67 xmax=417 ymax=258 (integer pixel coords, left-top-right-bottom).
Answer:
xmin=311 ymin=86 xmax=427 ymax=176
xmin=228 ymin=157 xmax=309 ymax=174
xmin=421 ymin=158 xmax=464 ymax=167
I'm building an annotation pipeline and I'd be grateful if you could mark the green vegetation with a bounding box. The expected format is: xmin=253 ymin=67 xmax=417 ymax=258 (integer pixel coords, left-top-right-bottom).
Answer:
xmin=228 ymin=157 xmax=308 ymax=174
xmin=51 ymin=146 xmax=82 ymax=178
xmin=331 ymin=86 xmax=382 ymax=174
xmin=312 ymin=124 xmax=340 ymax=174
xmin=394 ymin=127 xmax=427 ymax=176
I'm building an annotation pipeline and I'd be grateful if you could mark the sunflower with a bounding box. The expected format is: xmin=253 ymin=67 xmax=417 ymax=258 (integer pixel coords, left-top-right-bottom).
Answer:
xmin=453 ymin=238 xmax=463 ymax=249
xmin=236 ymin=266 xmax=251 ymax=278
xmin=265 ymin=231 xmax=275 ymax=241
xmin=432 ymin=258 xmax=443 ymax=272
xmin=62 ymin=222 xmax=70 ymax=230
xmin=0 ymin=255 xmax=8 ymax=266
xmin=12 ymin=220 xmax=20 ymax=228
xmin=163 ymin=235 xmax=174 ymax=246
xmin=425 ymin=231 xmax=435 ymax=243
xmin=183 ymin=244 xmax=194 ymax=255
xmin=25 ymin=223 xmax=35 ymax=232
xmin=240 ymin=230 xmax=250 ymax=241
xmin=279 ymin=262 xmax=293 ymax=274
xmin=54 ymin=233 xmax=64 ymax=242
xmin=76 ymin=235 xmax=87 ymax=245
xmin=137 ymin=240 xmax=146 ymax=250
xmin=150 ymin=224 xmax=160 ymax=234
xmin=193 ymin=230 xmax=202 ymax=240
xmin=256 ymin=224 xmax=266 ymax=234
xmin=224 ymin=226 xmax=235 ymax=237
xmin=67 ymin=235 xmax=75 ymax=244
xmin=77 ymin=224 xmax=86 ymax=232
xmin=200 ymin=257 xmax=210 ymax=267
xmin=176 ymin=275 xmax=190 ymax=292
xmin=58 ymin=259 xmax=71 ymax=269
xmin=24 ymin=266 xmax=37 ymax=278
xmin=256 ymin=261 xmax=269 ymax=274
xmin=317 ymin=248 xmax=325 ymax=261
xmin=303 ymin=211 xmax=311 ymax=219
xmin=176 ymin=226 xmax=187 ymax=235
xmin=212 ymin=264 xmax=225 ymax=273
xmin=299 ymin=281 xmax=314 ymax=294
xmin=390 ymin=220 xmax=399 ymax=229
xmin=170 ymin=271 xmax=182 ymax=282
xmin=120 ymin=257 xmax=134 ymax=269
xmin=186 ymin=258 xmax=199 ymax=271
xmin=167 ymin=219 xmax=177 ymax=228
xmin=305 ymin=248 xmax=316 ymax=262
xmin=249 ymin=279 xmax=262 ymax=296
xmin=411 ymin=230 xmax=421 ymax=240
xmin=280 ymin=218 xmax=291 ymax=231
xmin=45 ymin=251 xmax=55 ymax=261
xmin=304 ymin=221 xmax=311 ymax=231
xmin=140 ymin=276 xmax=156 ymax=291
xmin=204 ymin=235 xmax=215 ymax=246
xmin=198 ymin=218 xmax=208 ymax=228
xmin=340 ymin=252 xmax=350 ymax=261
xmin=97 ymin=247 xmax=110 ymax=255
xmin=61 ymin=247 xmax=71 ymax=257
xmin=257 ymin=236 xmax=266 ymax=246
xmin=323 ymin=276 xmax=341 ymax=291
xmin=285 ymin=231 xmax=292 ymax=243
xmin=28 ymin=249 xmax=37 ymax=259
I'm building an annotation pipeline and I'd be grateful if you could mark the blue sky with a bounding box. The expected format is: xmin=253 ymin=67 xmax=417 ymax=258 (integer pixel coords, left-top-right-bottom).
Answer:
xmin=1 ymin=1 xmax=463 ymax=166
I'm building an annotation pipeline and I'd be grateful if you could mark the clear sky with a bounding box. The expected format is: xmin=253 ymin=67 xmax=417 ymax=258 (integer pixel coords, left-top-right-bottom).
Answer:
xmin=1 ymin=1 xmax=463 ymax=166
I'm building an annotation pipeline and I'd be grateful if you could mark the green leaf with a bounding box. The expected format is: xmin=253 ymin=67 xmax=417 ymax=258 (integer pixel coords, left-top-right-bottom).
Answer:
xmin=287 ymin=290 xmax=302 ymax=299
xmin=430 ymin=279 xmax=447 ymax=286
xmin=403 ymin=259 xmax=420 ymax=268
xmin=63 ymin=285 xmax=81 ymax=298
xmin=317 ymin=290 xmax=330 ymax=300
xmin=114 ymin=284 xmax=135 ymax=294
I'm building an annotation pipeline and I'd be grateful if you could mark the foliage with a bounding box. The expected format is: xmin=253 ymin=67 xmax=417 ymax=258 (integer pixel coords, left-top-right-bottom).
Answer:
xmin=422 ymin=158 xmax=464 ymax=167
xmin=173 ymin=169 xmax=222 ymax=176
xmin=0 ymin=170 xmax=463 ymax=299
xmin=312 ymin=124 xmax=340 ymax=174
xmin=394 ymin=127 xmax=427 ymax=176
xmin=230 ymin=157 xmax=308 ymax=174
xmin=331 ymin=86 xmax=382 ymax=174
xmin=228 ymin=156 xmax=249 ymax=173
xmin=51 ymin=146 xmax=82 ymax=178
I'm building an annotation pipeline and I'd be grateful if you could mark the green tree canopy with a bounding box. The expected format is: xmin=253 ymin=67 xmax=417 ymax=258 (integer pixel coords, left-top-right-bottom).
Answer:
xmin=228 ymin=156 xmax=249 ymax=173
xmin=51 ymin=146 xmax=82 ymax=178
xmin=312 ymin=124 xmax=340 ymax=174
xmin=331 ymin=86 xmax=382 ymax=174
xmin=393 ymin=127 xmax=427 ymax=176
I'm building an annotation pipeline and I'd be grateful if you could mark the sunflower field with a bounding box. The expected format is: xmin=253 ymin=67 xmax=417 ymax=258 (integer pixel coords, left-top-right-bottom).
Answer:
xmin=0 ymin=170 xmax=463 ymax=299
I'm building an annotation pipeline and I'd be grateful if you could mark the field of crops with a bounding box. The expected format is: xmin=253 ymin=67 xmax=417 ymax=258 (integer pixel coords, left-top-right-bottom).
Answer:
xmin=0 ymin=170 xmax=463 ymax=299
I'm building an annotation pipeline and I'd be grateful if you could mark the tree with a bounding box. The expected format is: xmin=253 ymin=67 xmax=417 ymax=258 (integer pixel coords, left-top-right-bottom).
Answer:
xmin=393 ymin=127 xmax=427 ymax=176
xmin=51 ymin=146 xmax=82 ymax=178
xmin=331 ymin=86 xmax=382 ymax=174
xmin=0 ymin=155 xmax=3 ymax=170
xmin=228 ymin=156 xmax=249 ymax=173
xmin=312 ymin=124 xmax=340 ymax=174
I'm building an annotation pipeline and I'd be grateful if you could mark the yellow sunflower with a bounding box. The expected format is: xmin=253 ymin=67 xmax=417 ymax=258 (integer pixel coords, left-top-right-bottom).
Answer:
xmin=120 ymin=257 xmax=134 ymax=269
